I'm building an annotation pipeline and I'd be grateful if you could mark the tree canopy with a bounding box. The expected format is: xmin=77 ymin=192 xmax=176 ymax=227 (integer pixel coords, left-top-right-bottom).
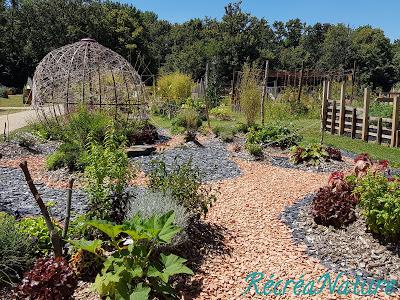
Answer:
xmin=0 ymin=0 xmax=398 ymax=91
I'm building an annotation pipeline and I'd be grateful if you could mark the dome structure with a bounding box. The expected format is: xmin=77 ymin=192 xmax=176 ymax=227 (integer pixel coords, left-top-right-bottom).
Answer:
xmin=32 ymin=38 xmax=148 ymax=119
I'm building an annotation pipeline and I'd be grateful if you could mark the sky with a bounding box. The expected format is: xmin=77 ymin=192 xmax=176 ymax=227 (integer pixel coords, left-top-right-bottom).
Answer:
xmin=121 ymin=0 xmax=400 ymax=41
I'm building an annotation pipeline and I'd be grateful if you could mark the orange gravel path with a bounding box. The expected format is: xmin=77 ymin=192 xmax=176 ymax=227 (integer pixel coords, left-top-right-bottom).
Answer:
xmin=189 ymin=159 xmax=394 ymax=299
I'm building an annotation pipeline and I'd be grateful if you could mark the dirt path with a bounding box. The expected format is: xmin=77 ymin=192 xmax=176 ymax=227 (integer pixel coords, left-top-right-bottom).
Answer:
xmin=188 ymin=159 xmax=394 ymax=299
xmin=0 ymin=106 xmax=60 ymax=133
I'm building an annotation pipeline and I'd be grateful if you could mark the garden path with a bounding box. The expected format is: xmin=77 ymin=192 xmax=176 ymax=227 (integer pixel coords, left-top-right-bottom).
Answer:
xmin=187 ymin=159 xmax=394 ymax=299
xmin=0 ymin=106 xmax=60 ymax=133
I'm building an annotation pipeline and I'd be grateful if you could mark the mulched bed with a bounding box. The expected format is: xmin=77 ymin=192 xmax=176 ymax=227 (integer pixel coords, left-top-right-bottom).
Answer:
xmin=0 ymin=140 xmax=60 ymax=159
xmin=281 ymin=194 xmax=400 ymax=283
xmin=132 ymin=138 xmax=242 ymax=182
xmin=0 ymin=167 xmax=87 ymax=218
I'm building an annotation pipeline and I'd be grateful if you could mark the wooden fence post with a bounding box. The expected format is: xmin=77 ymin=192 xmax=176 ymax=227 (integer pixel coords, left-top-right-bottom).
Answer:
xmin=362 ymin=87 xmax=370 ymax=142
xmin=339 ymin=81 xmax=346 ymax=135
xmin=377 ymin=118 xmax=383 ymax=144
xmin=391 ymin=96 xmax=399 ymax=147
xmin=351 ymin=108 xmax=357 ymax=139
xmin=326 ymin=81 xmax=332 ymax=100
xmin=321 ymin=81 xmax=328 ymax=133
xmin=331 ymin=100 xmax=337 ymax=134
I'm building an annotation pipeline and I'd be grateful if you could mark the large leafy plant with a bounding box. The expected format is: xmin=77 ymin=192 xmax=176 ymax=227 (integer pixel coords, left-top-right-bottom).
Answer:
xmin=290 ymin=144 xmax=342 ymax=165
xmin=246 ymin=123 xmax=302 ymax=149
xmin=149 ymin=159 xmax=216 ymax=217
xmin=84 ymin=124 xmax=133 ymax=223
xmin=70 ymin=211 xmax=193 ymax=299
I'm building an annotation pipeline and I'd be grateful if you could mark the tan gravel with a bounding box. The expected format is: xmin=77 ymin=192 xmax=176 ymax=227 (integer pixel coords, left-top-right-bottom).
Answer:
xmin=185 ymin=158 xmax=395 ymax=299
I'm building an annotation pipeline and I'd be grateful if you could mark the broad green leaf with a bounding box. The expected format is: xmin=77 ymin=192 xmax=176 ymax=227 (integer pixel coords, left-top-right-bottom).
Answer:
xmin=130 ymin=283 xmax=150 ymax=300
xmin=157 ymin=211 xmax=181 ymax=243
xmin=156 ymin=253 xmax=194 ymax=283
xmin=69 ymin=239 xmax=102 ymax=254
xmin=86 ymin=220 xmax=124 ymax=239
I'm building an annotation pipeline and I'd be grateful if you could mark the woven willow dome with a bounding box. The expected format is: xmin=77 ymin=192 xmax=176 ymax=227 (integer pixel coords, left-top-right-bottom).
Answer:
xmin=32 ymin=38 xmax=148 ymax=119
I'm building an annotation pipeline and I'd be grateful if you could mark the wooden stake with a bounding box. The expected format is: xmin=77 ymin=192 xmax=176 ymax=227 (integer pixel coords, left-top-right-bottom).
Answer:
xmin=320 ymin=81 xmax=328 ymax=144
xmin=338 ymin=82 xmax=346 ymax=135
xmin=331 ymin=100 xmax=337 ymax=134
xmin=260 ymin=60 xmax=269 ymax=126
xmin=62 ymin=178 xmax=75 ymax=240
xmin=391 ymin=96 xmax=399 ymax=147
xmin=19 ymin=161 xmax=63 ymax=257
xmin=297 ymin=61 xmax=304 ymax=103
xmin=351 ymin=108 xmax=357 ymax=139
xmin=377 ymin=118 xmax=383 ymax=144
xmin=362 ymin=87 xmax=370 ymax=142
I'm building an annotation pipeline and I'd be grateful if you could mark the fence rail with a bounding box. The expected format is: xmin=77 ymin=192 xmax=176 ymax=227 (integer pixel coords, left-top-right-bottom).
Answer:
xmin=321 ymin=81 xmax=400 ymax=147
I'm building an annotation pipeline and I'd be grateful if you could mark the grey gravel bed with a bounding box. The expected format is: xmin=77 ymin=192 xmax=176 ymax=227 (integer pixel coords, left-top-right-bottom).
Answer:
xmin=0 ymin=140 xmax=60 ymax=159
xmin=281 ymin=195 xmax=400 ymax=283
xmin=0 ymin=167 xmax=87 ymax=218
xmin=131 ymin=138 xmax=242 ymax=182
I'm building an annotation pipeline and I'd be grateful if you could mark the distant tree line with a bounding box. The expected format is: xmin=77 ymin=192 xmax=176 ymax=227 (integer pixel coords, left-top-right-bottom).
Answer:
xmin=1 ymin=0 xmax=399 ymax=91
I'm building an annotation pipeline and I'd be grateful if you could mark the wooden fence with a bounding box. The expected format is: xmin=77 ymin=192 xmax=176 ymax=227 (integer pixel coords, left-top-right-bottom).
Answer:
xmin=321 ymin=81 xmax=400 ymax=147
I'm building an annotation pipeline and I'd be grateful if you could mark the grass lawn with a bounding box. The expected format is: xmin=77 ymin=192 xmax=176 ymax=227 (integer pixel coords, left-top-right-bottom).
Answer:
xmin=291 ymin=119 xmax=400 ymax=165
xmin=151 ymin=113 xmax=400 ymax=165
xmin=0 ymin=94 xmax=27 ymax=107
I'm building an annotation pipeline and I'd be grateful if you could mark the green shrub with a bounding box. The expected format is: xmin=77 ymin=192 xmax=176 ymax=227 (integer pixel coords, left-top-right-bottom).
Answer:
xmin=158 ymin=72 xmax=193 ymax=102
xmin=239 ymin=63 xmax=260 ymax=126
xmin=65 ymin=106 xmax=112 ymax=147
xmin=149 ymin=159 xmax=216 ymax=217
xmin=219 ymin=131 xmax=234 ymax=143
xmin=0 ymin=213 xmax=36 ymax=285
xmin=209 ymin=104 xmax=233 ymax=120
xmin=84 ymin=125 xmax=133 ymax=223
xmin=46 ymin=141 xmax=85 ymax=171
xmin=172 ymin=108 xmax=202 ymax=131
xmin=246 ymin=123 xmax=302 ymax=149
xmin=70 ymin=212 xmax=193 ymax=299
xmin=29 ymin=118 xmax=65 ymax=141
xmin=0 ymin=85 xmax=8 ymax=98
xmin=236 ymin=122 xmax=249 ymax=133
xmin=354 ymin=173 xmax=400 ymax=240
xmin=245 ymin=143 xmax=263 ymax=157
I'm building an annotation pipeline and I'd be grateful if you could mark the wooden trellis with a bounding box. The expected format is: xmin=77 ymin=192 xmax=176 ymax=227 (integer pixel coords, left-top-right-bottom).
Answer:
xmin=322 ymin=81 xmax=400 ymax=147
xmin=32 ymin=38 xmax=148 ymax=121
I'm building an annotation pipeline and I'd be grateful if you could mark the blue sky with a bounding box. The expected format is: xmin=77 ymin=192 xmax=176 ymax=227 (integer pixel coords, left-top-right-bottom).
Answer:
xmin=122 ymin=0 xmax=400 ymax=41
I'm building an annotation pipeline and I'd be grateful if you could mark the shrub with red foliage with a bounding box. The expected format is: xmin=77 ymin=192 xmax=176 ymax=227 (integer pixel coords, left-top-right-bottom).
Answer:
xmin=18 ymin=257 xmax=77 ymax=300
xmin=311 ymin=173 xmax=358 ymax=228
xmin=326 ymin=147 xmax=342 ymax=161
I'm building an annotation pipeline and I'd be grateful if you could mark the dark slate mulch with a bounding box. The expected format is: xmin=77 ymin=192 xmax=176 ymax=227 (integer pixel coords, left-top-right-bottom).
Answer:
xmin=131 ymin=138 xmax=242 ymax=182
xmin=280 ymin=195 xmax=400 ymax=283
xmin=0 ymin=167 xmax=87 ymax=219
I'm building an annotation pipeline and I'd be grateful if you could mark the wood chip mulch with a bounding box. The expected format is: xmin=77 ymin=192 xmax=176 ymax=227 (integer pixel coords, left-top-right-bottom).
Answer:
xmin=183 ymin=159 xmax=394 ymax=299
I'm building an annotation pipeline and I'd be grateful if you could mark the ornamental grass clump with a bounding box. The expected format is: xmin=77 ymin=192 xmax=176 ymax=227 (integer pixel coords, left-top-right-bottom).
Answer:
xmin=0 ymin=213 xmax=36 ymax=286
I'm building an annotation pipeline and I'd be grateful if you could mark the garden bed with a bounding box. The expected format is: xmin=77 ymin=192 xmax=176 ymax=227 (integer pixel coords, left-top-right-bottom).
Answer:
xmin=281 ymin=194 xmax=400 ymax=283
xmin=132 ymin=138 xmax=242 ymax=182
